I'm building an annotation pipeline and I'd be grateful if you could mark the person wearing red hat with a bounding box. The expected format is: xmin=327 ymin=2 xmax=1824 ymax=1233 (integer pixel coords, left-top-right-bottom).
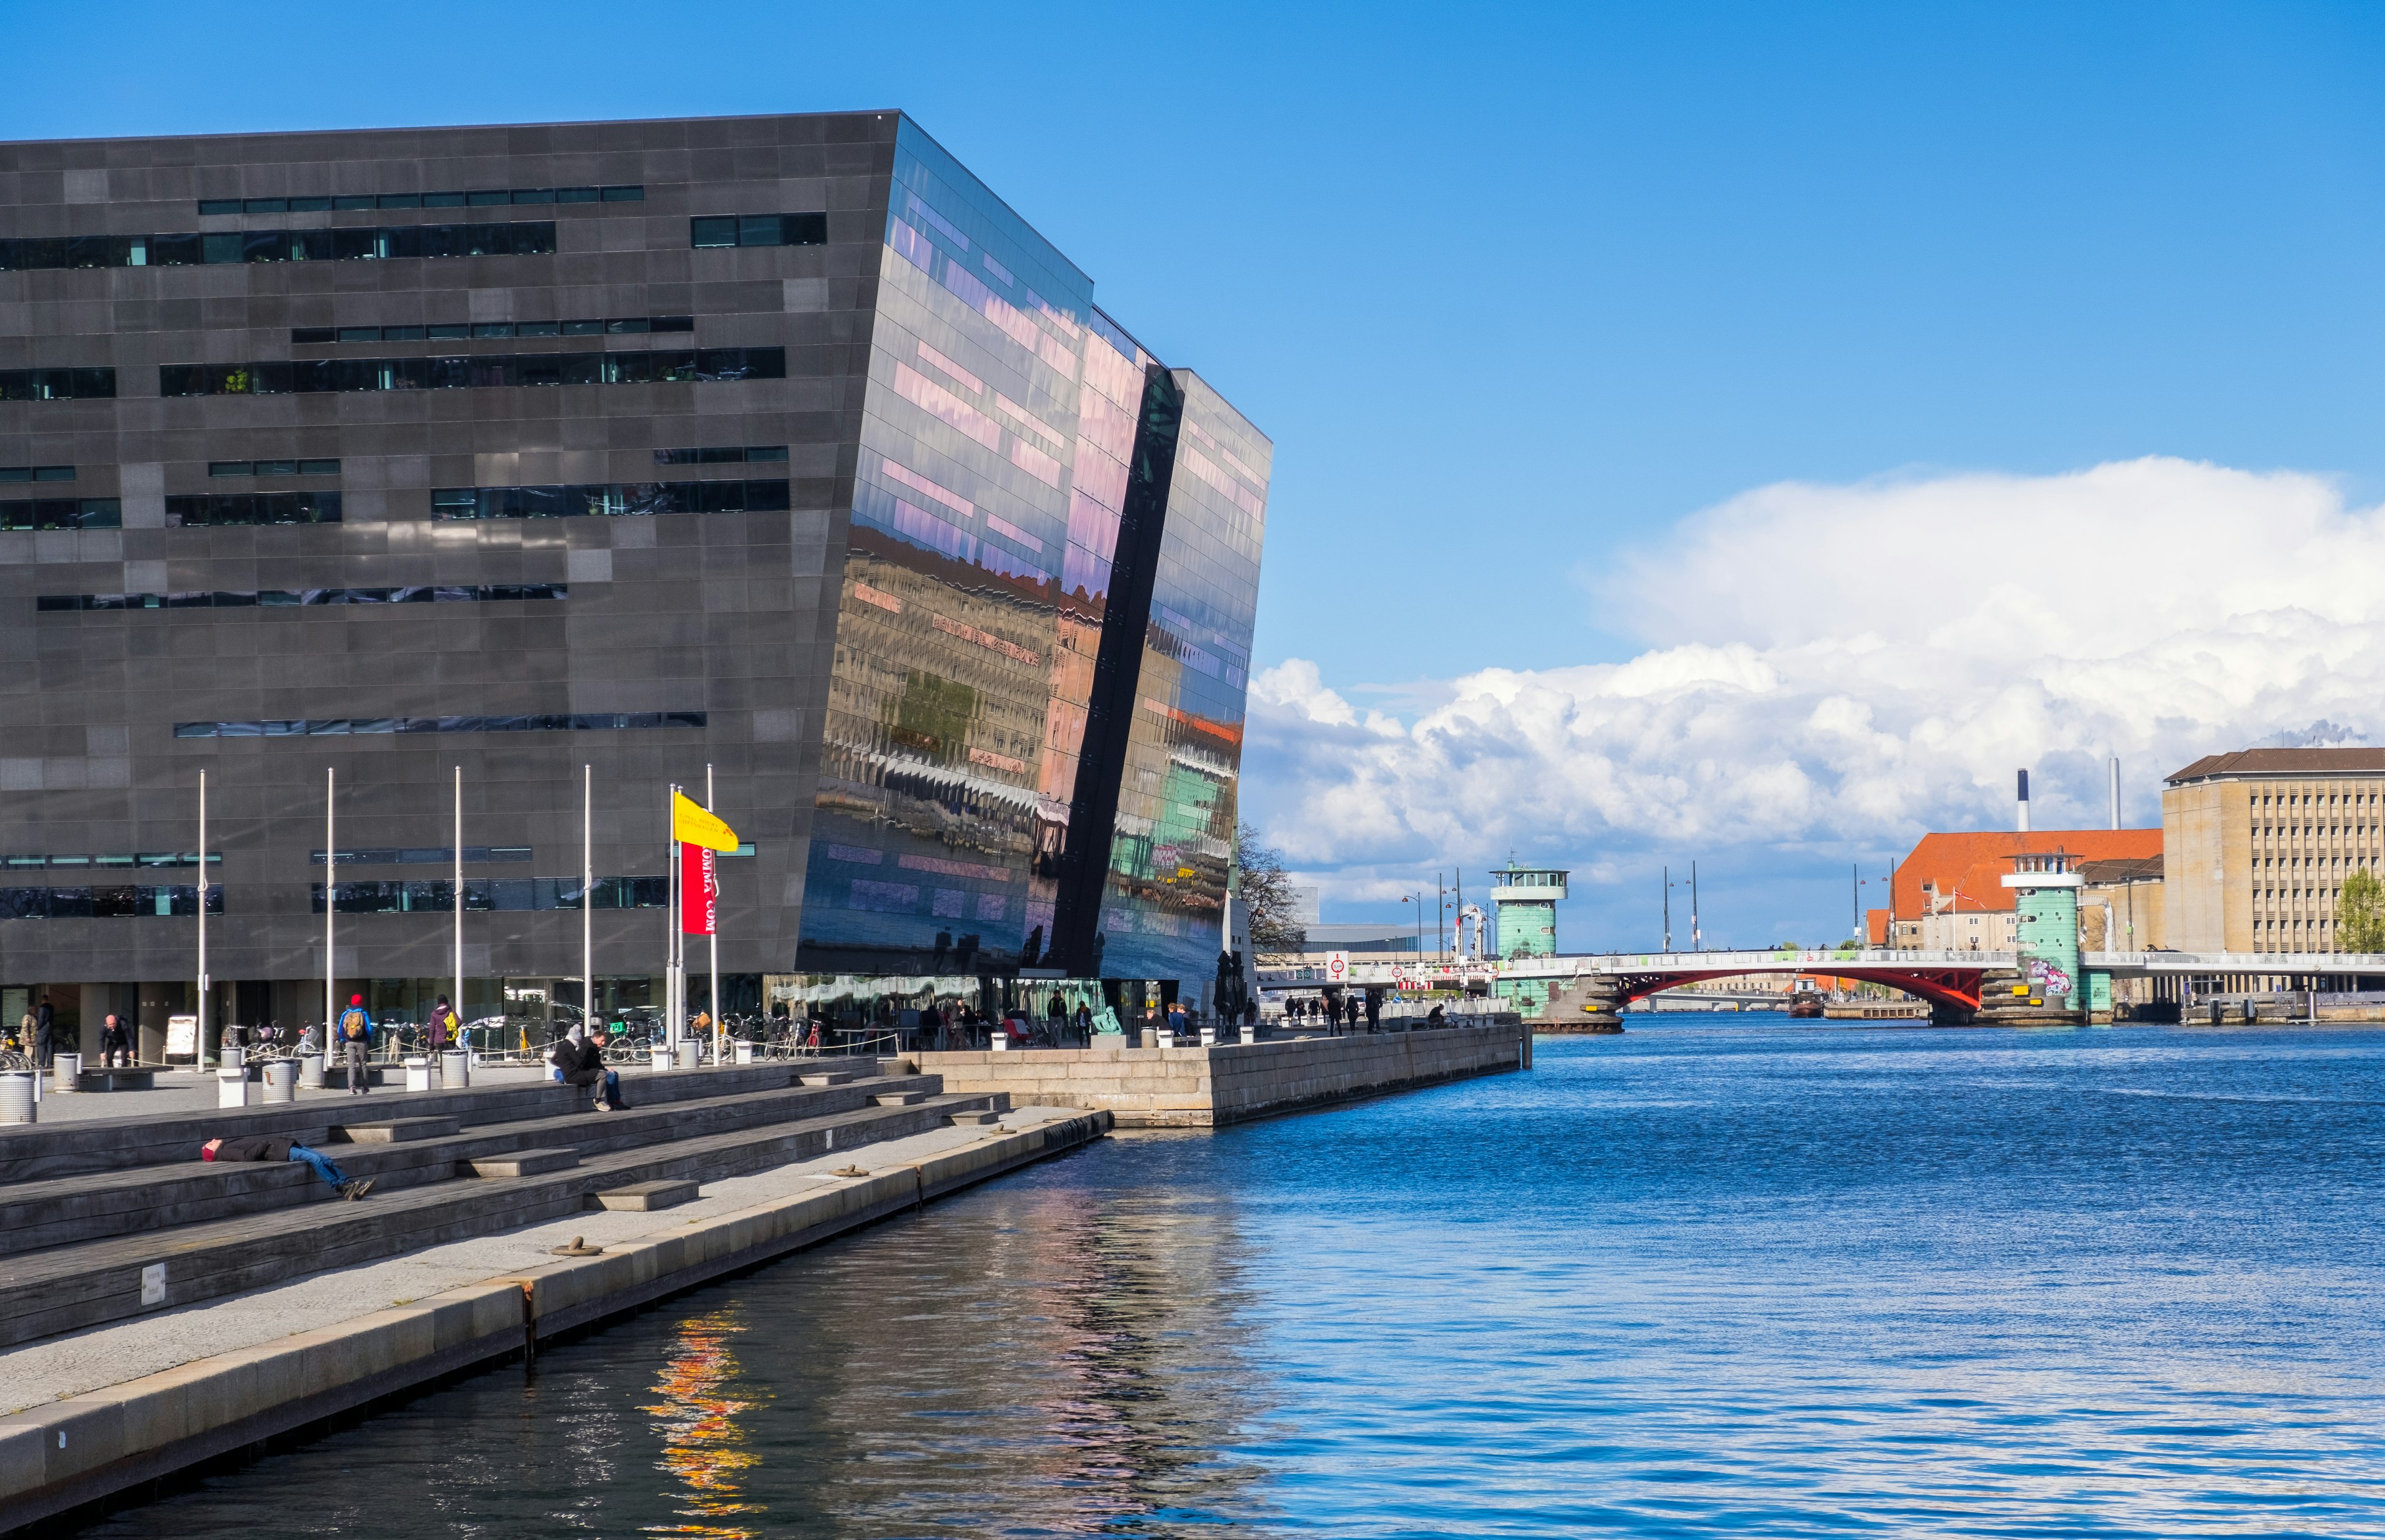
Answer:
xmin=337 ymin=993 xmax=375 ymax=1095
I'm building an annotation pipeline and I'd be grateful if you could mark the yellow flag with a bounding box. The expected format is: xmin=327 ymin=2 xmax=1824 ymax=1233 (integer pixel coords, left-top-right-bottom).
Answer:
xmin=672 ymin=792 xmax=740 ymax=853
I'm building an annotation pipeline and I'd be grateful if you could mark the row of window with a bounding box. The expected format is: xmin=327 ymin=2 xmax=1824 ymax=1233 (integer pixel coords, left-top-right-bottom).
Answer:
xmin=3 ymin=853 xmax=219 ymax=869
xmin=199 ymin=187 xmax=642 ymax=214
xmin=293 ymin=317 xmax=693 ymax=345
xmin=39 ymin=584 xmax=568 ymax=613
xmin=173 ymin=712 xmax=707 ymax=738
xmin=0 ymin=466 xmax=73 ymax=483
xmin=689 ymin=214 xmax=827 ymax=249
xmin=655 ymin=445 xmax=786 ymax=464
xmin=431 ymin=479 xmax=792 ymax=520
xmin=0 ymin=224 xmax=557 ymax=271
xmin=210 ymin=460 xmax=341 ymax=478
xmin=0 ymin=887 xmax=223 ymax=920
xmin=312 ymin=876 xmax=666 ymax=914
xmin=166 ymin=492 xmax=340 ymax=527
xmin=160 ymin=348 xmax=785 ymax=397
xmin=0 ymin=499 xmax=120 ymax=530
xmin=0 ymin=369 xmax=116 ymax=402
xmin=311 ymin=846 xmax=530 ymax=866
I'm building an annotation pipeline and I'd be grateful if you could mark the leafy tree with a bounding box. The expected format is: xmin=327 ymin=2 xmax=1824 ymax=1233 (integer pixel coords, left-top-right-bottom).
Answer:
xmin=1233 ymin=822 xmax=1308 ymax=958
xmin=2340 ymin=869 xmax=2385 ymax=953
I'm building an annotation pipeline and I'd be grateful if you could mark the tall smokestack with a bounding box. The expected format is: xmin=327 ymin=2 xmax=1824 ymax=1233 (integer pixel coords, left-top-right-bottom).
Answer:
xmin=2109 ymin=756 xmax=2120 ymax=830
xmin=2017 ymin=769 xmax=2030 ymax=833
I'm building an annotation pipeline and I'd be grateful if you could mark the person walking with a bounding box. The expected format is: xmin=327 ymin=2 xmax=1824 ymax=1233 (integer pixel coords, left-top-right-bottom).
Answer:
xmin=32 ymin=996 xmax=56 ymax=1070
xmin=337 ymin=994 xmax=373 ymax=1095
xmin=99 ymin=1011 xmax=132 ymax=1067
xmin=202 ymin=1135 xmax=373 ymax=1200
xmin=548 ymin=1026 xmax=627 ymax=1111
xmin=425 ymin=995 xmax=460 ymax=1054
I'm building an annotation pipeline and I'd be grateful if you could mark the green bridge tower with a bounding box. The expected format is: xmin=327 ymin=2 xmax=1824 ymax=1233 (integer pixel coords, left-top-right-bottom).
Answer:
xmin=1491 ymin=863 xmax=1569 ymax=1014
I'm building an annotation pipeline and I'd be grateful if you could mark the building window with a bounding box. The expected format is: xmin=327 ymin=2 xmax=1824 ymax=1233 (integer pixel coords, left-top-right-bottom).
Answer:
xmin=4 ymin=853 xmax=219 ymax=869
xmin=690 ymin=213 xmax=828 ymax=248
xmin=291 ymin=317 xmax=691 ymax=345
xmin=2 ymin=225 xmax=558 ymax=271
xmin=39 ymin=583 xmax=564 ymax=613
xmin=653 ymin=446 xmax=788 ymax=465
xmin=196 ymin=188 xmax=637 ymax=214
xmin=0 ymin=499 xmax=120 ymax=530
xmin=160 ymin=348 xmax=784 ymax=397
xmin=0 ymin=369 xmax=116 ymax=402
xmin=0 ymin=886 xmax=224 ymax=920
xmin=207 ymin=460 xmax=341 ymax=478
xmin=430 ymin=480 xmax=792 ymax=520
xmin=163 ymin=493 xmax=340 ymax=527
xmin=311 ymin=846 xmax=531 ymax=865
xmin=311 ymin=875 xmax=665 ymax=914
xmin=173 ymin=713 xmax=706 ymax=738
xmin=0 ymin=466 xmax=74 ymax=483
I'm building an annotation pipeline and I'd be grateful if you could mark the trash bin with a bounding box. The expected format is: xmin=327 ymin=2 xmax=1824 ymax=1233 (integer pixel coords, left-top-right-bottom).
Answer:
xmin=676 ymin=1041 xmax=699 ymax=1070
xmin=651 ymin=1046 xmax=675 ymax=1073
xmin=222 ymin=1044 xmax=245 ymax=1071
xmin=0 ymin=1072 xmax=34 ymax=1125
xmin=404 ymin=1056 xmax=434 ymax=1092
xmin=440 ymin=1049 xmax=470 ymax=1089
xmin=263 ymin=1059 xmax=299 ymax=1104
xmin=734 ymin=1039 xmax=756 ymax=1064
xmin=52 ymin=1052 xmax=81 ymax=1092
xmin=217 ymin=1066 xmax=249 ymax=1108
xmin=300 ymin=1053 xmax=325 ymax=1089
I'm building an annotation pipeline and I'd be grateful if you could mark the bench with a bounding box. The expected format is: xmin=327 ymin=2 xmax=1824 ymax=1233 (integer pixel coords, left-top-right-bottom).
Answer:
xmin=72 ymin=1069 xmax=157 ymax=1093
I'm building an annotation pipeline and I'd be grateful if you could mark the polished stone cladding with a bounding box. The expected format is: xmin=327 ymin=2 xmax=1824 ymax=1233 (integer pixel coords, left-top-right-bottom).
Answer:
xmin=0 ymin=111 xmax=1268 ymax=1030
xmin=0 ymin=114 xmax=893 ymax=1002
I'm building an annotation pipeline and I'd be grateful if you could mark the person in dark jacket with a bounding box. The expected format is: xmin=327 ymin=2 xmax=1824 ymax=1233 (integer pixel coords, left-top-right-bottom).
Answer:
xmin=201 ymin=1135 xmax=373 ymax=1199
xmin=549 ymin=1028 xmax=627 ymax=1111
xmin=32 ymin=997 xmax=55 ymax=1070
xmin=99 ymin=1012 xmax=132 ymax=1067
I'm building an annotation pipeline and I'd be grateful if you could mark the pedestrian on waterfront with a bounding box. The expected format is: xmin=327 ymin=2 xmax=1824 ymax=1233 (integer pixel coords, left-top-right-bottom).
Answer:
xmin=337 ymin=994 xmax=373 ymax=1095
xmin=425 ymin=995 xmax=460 ymax=1053
xmin=100 ymin=1011 xmax=132 ymax=1067
xmin=33 ymin=996 xmax=56 ymax=1069
xmin=550 ymin=1025 xmax=627 ymax=1111
xmin=1075 ymin=1001 xmax=1093 ymax=1041
xmin=920 ymin=1000 xmax=943 ymax=1051
xmin=201 ymin=1135 xmax=373 ymax=1200
xmin=13 ymin=1004 xmax=32 ymax=1056
xmin=1365 ymin=992 xmax=1381 ymax=1033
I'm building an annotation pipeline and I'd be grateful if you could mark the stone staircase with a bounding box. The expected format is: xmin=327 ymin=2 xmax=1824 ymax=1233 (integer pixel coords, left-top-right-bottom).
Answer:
xmin=0 ymin=1056 xmax=1006 ymax=1349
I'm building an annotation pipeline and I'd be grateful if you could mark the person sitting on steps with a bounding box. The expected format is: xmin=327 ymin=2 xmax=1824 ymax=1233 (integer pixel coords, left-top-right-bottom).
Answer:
xmin=549 ymin=1025 xmax=628 ymax=1112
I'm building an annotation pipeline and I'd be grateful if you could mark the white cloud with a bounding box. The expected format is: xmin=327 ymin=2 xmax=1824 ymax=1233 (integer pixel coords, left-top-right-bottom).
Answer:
xmin=1245 ymin=456 xmax=2385 ymax=902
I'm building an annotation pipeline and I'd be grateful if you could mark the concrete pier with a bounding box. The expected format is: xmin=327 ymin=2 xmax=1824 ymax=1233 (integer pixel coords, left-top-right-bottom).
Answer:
xmin=916 ymin=1016 xmax=1531 ymax=1128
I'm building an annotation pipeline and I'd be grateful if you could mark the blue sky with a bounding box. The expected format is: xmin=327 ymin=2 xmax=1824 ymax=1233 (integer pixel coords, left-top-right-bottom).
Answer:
xmin=10 ymin=1 xmax=2384 ymax=947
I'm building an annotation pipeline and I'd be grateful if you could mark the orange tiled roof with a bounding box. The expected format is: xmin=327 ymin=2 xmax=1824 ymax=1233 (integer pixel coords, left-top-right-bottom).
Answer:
xmin=1891 ymin=829 xmax=2160 ymax=916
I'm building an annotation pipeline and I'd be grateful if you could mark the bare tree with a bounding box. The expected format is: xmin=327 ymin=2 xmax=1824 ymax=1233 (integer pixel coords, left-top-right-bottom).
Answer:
xmin=1234 ymin=821 xmax=1309 ymax=958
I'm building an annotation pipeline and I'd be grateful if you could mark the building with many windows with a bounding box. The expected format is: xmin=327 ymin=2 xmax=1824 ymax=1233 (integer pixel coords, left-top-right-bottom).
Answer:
xmin=0 ymin=113 xmax=1268 ymax=1058
xmin=2163 ymin=748 xmax=2385 ymax=952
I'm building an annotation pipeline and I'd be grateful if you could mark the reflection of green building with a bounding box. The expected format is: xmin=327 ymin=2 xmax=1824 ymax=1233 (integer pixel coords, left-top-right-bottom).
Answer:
xmin=1491 ymin=865 xmax=1568 ymax=1013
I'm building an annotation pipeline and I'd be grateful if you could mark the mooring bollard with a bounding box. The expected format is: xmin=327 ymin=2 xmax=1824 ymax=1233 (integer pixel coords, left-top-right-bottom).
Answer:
xmin=0 ymin=1071 xmax=35 ymax=1125
xmin=300 ymin=1053 xmax=325 ymax=1089
xmin=440 ymin=1049 xmax=470 ymax=1088
xmin=52 ymin=1051 xmax=81 ymax=1092
xmin=217 ymin=1065 xmax=248 ymax=1108
xmin=263 ymin=1059 xmax=299 ymax=1104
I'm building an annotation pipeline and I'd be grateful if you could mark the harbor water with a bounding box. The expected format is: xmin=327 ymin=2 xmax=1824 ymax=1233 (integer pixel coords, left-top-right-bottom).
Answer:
xmin=82 ymin=1018 xmax=2385 ymax=1537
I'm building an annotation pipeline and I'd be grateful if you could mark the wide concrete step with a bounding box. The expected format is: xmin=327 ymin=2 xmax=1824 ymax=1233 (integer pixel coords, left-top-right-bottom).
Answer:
xmin=469 ymin=1148 xmax=578 ymax=1178
xmin=0 ymin=1091 xmax=1001 ymax=1348
xmin=341 ymin=1116 xmax=459 ymax=1144
xmin=0 ymin=1056 xmax=883 ymax=1185
xmin=0 ymin=1067 xmax=925 ymax=1260
xmin=593 ymin=1179 xmax=697 ymax=1212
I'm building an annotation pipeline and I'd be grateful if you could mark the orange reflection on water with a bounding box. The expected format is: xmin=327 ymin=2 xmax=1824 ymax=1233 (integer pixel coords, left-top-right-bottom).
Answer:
xmin=638 ymin=1308 xmax=768 ymax=1538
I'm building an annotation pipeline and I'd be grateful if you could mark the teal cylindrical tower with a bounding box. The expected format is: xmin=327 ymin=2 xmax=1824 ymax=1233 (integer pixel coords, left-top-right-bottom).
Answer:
xmin=2003 ymin=851 xmax=2081 ymax=1015
xmin=1492 ymin=864 xmax=1568 ymax=1013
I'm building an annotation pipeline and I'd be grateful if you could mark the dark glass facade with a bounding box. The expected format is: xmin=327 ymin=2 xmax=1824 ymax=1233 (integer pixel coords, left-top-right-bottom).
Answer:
xmin=0 ymin=112 xmax=1266 ymax=1053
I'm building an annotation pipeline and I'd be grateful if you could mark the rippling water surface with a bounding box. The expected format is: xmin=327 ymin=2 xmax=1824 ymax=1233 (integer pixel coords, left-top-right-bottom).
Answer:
xmin=93 ymin=1020 xmax=2385 ymax=1537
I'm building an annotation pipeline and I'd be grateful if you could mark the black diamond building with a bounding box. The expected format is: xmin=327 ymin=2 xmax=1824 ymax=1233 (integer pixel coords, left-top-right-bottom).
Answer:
xmin=0 ymin=113 xmax=1270 ymax=1058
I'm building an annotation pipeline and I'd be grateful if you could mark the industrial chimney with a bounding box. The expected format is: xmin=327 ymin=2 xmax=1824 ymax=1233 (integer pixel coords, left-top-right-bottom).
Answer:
xmin=2017 ymin=769 xmax=2031 ymax=833
xmin=2109 ymin=756 xmax=2120 ymax=830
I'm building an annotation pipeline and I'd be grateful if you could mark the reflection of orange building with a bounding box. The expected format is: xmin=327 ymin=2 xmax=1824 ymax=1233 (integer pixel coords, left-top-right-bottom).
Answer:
xmin=642 ymin=1308 xmax=767 ymax=1537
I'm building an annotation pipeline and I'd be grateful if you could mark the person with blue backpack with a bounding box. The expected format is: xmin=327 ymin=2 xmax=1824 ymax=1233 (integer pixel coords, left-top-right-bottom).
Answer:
xmin=338 ymin=994 xmax=373 ymax=1095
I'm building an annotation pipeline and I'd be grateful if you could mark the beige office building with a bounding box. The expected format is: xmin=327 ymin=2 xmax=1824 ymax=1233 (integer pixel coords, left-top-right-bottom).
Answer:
xmin=2163 ymin=748 xmax=2385 ymax=952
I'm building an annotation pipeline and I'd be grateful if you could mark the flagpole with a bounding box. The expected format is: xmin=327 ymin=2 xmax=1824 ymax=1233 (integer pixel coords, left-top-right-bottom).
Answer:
xmin=666 ymin=782 xmax=679 ymax=1053
xmin=324 ymin=768 xmax=335 ymax=1043
xmin=706 ymin=762 xmax=719 ymax=1066
xmin=452 ymin=766 xmax=463 ymax=1049
xmin=197 ymin=769 xmax=209 ymax=1067
xmin=582 ymin=763 xmax=593 ymax=1041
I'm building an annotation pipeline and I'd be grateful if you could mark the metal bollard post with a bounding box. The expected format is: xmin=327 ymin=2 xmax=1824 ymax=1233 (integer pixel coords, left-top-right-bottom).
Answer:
xmin=217 ymin=1066 xmax=248 ymax=1108
xmin=0 ymin=1071 xmax=35 ymax=1124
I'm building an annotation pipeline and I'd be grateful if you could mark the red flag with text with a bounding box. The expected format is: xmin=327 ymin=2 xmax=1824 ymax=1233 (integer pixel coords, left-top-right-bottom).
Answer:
xmin=680 ymin=841 xmax=716 ymax=935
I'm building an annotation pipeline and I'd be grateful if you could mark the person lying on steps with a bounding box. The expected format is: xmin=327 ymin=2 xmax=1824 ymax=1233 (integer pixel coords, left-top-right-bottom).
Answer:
xmin=201 ymin=1135 xmax=373 ymax=1200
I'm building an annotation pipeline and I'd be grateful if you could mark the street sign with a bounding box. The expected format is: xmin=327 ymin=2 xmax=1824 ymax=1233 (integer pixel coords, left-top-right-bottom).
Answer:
xmin=1325 ymin=950 xmax=1350 ymax=985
